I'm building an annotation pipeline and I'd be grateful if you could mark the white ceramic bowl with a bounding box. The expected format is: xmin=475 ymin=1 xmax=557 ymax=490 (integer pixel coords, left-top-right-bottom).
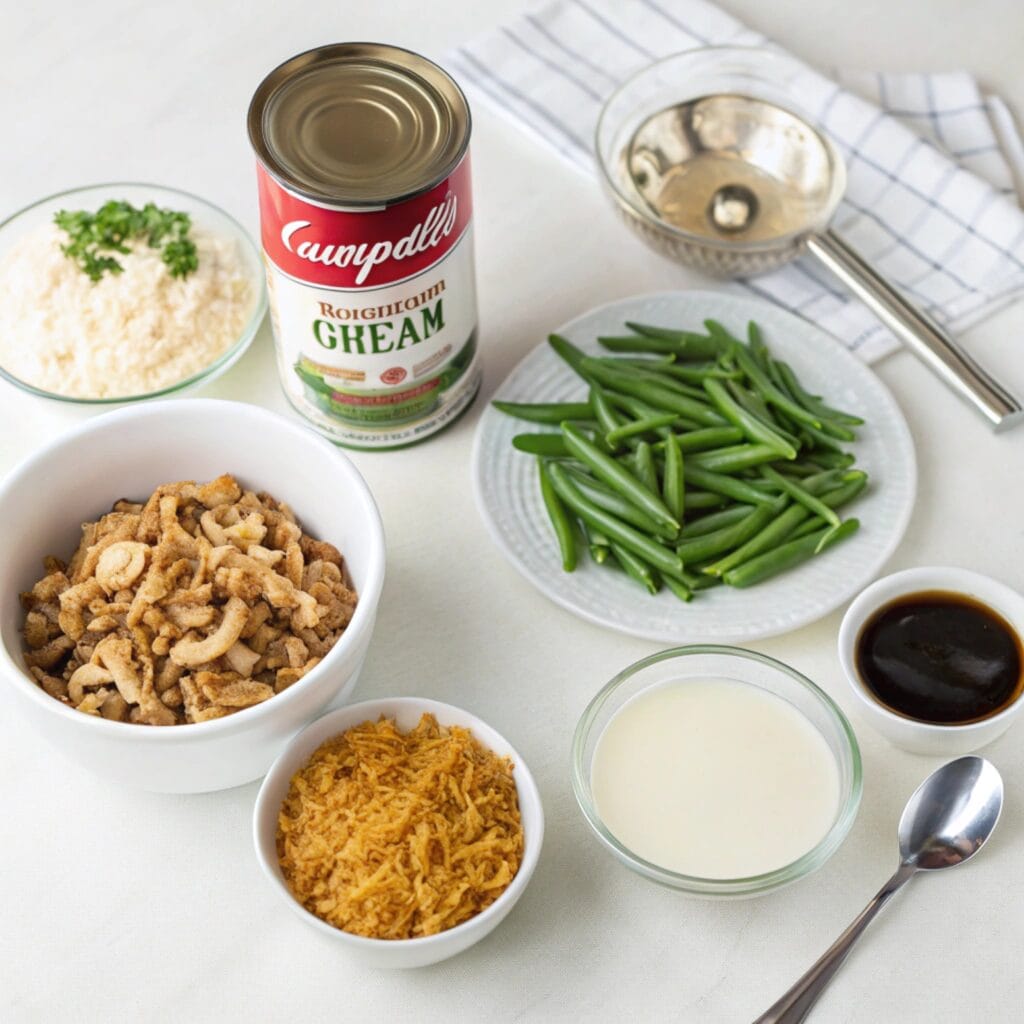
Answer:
xmin=838 ymin=567 xmax=1024 ymax=755
xmin=0 ymin=399 xmax=385 ymax=792
xmin=253 ymin=697 xmax=544 ymax=968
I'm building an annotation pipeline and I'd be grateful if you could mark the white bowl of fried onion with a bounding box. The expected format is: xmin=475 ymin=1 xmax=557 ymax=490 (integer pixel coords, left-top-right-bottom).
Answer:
xmin=0 ymin=399 xmax=384 ymax=792
xmin=253 ymin=697 xmax=544 ymax=968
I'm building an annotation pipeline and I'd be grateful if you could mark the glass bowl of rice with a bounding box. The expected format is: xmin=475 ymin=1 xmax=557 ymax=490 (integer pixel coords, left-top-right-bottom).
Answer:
xmin=0 ymin=182 xmax=267 ymax=404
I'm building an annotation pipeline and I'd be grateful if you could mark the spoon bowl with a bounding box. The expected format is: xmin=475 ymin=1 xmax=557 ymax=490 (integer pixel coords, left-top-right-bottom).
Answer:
xmin=624 ymin=93 xmax=842 ymax=257
xmin=900 ymin=756 xmax=1003 ymax=871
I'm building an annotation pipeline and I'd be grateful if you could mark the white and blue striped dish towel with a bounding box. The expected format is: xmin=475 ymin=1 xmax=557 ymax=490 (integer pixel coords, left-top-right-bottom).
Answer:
xmin=448 ymin=0 xmax=1024 ymax=362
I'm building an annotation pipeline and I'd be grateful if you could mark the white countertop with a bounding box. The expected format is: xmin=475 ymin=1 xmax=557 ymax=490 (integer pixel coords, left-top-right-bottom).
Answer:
xmin=2 ymin=2 xmax=1023 ymax=1021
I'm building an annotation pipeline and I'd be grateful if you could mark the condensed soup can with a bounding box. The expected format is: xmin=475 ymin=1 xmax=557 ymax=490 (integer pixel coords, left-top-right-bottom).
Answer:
xmin=248 ymin=43 xmax=480 ymax=449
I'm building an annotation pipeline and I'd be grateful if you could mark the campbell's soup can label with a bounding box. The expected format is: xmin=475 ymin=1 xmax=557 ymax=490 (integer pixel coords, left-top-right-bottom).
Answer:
xmin=248 ymin=43 xmax=480 ymax=449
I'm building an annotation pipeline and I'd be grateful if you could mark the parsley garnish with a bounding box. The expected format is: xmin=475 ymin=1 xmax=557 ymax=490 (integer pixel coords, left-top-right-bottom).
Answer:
xmin=54 ymin=200 xmax=199 ymax=282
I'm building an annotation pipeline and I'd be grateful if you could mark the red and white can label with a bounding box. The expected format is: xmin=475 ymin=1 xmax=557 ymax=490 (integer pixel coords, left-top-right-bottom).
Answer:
xmin=256 ymin=153 xmax=480 ymax=448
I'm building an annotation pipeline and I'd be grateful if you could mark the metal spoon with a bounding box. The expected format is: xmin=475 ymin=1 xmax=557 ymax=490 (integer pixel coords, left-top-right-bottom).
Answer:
xmin=754 ymin=756 xmax=1003 ymax=1024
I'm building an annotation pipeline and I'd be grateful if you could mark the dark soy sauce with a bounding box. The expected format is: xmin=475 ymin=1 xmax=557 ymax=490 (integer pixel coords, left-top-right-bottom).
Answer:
xmin=856 ymin=590 xmax=1023 ymax=725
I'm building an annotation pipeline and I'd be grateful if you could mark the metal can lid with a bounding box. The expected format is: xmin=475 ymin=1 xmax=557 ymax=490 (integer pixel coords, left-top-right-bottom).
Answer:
xmin=248 ymin=42 xmax=471 ymax=208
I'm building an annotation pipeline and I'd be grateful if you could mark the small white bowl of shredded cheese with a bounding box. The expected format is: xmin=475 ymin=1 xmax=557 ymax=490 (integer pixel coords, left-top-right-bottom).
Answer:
xmin=0 ymin=182 xmax=267 ymax=403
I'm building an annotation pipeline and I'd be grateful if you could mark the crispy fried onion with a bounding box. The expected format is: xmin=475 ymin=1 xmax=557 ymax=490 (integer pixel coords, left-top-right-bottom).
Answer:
xmin=20 ymin=474 xmax=357 ymax=725
xmin=277 ymin=715 xmax=523 ymax=939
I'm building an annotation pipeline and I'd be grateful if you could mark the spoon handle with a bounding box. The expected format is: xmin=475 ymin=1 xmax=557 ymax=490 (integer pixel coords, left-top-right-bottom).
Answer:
xmin=752 ymin=862 xmax=916 ymax=1024
xmin=806 ymin=230 xmax=1023 ymax=432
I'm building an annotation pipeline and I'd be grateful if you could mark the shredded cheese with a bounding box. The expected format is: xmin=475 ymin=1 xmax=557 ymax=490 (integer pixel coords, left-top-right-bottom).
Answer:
xmin=277 ymin=714 xmax=524 ymax=939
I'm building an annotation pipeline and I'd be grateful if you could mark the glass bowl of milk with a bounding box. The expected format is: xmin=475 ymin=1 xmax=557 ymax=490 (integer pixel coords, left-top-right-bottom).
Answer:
xmin=572 ymin=646 xmax=862 ymax=898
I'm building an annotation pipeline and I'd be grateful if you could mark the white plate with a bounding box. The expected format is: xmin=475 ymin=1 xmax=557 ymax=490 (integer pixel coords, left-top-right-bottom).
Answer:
xmin=472 ymin=290 xmax=916 ymax=643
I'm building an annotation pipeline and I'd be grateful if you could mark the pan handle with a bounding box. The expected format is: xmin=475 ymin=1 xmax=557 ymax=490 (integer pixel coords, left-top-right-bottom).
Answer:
xmin=806 ymin=230 xmax=1022 ymax=431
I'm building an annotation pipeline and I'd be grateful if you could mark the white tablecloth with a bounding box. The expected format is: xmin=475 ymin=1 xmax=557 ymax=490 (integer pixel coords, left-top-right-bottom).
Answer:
xmin=2 ymin=2 xmax=1023 ymax=1022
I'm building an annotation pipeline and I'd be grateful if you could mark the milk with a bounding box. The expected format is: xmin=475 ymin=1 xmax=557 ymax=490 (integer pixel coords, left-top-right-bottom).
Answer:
xmin=591 ymin=679 xmax=841 ymax=879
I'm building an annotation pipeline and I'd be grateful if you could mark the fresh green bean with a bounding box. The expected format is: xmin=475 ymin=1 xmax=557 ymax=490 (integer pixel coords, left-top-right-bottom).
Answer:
xmin=677 ymin=504 xmax=750 ymax=538
xmin=662 ymin=573 xmax=693 ymax=602
xmin=702 ymin=471 xmax=869 ymax=578
xmin=813 ymin=418 xmax=857 ymax=442
xmin=798 ymin=420 xmax=848 ymax=453
xmin=616 ymin=358 xmax=742 ymax=383
xmin=606 ymin=395 xmax=696 ymax=440
xmin=689 ymin=572 xmax=722 ymax=592
xmin=704 ymin=318 xmax=741 ymax=343
xmin=590 ymin=384 xmax=625 ymax=435
xmin=723 ymin=519 xmax=860 ymax=588
xmin=546 ymin=464 xmax=685 ymax=576
xmin=823 ymin=469 xmax=868 ymax=496
xmin=561 ymin=465 xmax=676 ymax=539
xmin=684 ymin=464 xmax=778 ymax=506
xmin=725 ymin=379 xmax=804 ymax=449
xmin=561 ymin=422 xmax=679 ymax=532
xmin=652 ymin=426 xmax=745 ymax=453
xmin=808 ymin=451 xmax=856 ymax=470
xmin=798 ymin=468 xmax=861 ymax=495
xmin=760 ymin=466 xmax=840 ymax=527
xmin=663 ymin=565 xmax=706 ymax=588
xmin=782 ymin=474 xmax=868 ymax=543
xmin=597 ymin=335 xmax=684 ymax=355
xmin=777 ymin=457 xmax=852 ymax=478
xmin=615 ymin=353 xmax=677 ymax=366
xmin=585 ymin=357 xmax=707 ymax=400
xmin=702 ymin=503 xmax=810 ymax=577
xmin=606 ymin=413 xmax=679 ymax=446
xmin=769 ymin=368 xmax=856 ymax=440
xmin=689 ymin=443 xmax=779 ymax=474
xmin=662 ymin=434 xmax=685 ymax=522
xmin=548 ymin=333 xmax=589 ymax=376
xmin=746 ymin=321 xmax=772 ymax=373
xmin=726 ymin=378 xmax=774 ymax=425
xmin=493 ymin=400 xmax=594 ymax=424
xmin=537 ymin=458 xmax=577 ymax=572
xmin=765 ymin=355 xmax=795 ymax=398
xmin=730 ymin=344 xmax=826 ymax=429
xmin=603 ymin=392 xmax=688 ymax=437
xmin=702 ymin=377 xmax=798 ymax=458
xmin=512 ymin=433 xmax=569 ymax=456
xmin=625 ymin=321 xmax=727 ymax=359
xmin=513 ymin=316 xmax=869 ymax=598
xmin=609 ymin=542 xmax=660 ymax=594
xmin=809 ymin=467 xmax=865 ymax=491
xmin=684 ymin=490 xmax=730 ymax=510
xmin=632 ymin=441 xmax=659 ymax=495
xmin=788 ymin=517 xmax=825 ymax=541
xmin=675 ymin=500 xmax=783 ymax=563
xmin=770 ymin=405 xmax=807 ymax=445
xmin=773 ymin=461 xmax=821 ymax=478
xmin=582 ymin=362 xmax=726 ymax=427
xmin=603 ymin=392 xmax=666 ymax=419
xmin=776 ymin=360 xmax=864 ymax=426
xmin=581 ymin=521 xmax=610 ymax=564
xmin=811 ymin=522 xmax=845 ymax=553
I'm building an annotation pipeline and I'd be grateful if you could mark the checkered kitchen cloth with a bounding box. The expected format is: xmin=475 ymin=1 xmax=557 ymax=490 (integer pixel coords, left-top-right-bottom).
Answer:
xmin=448 ymin=0 xmax=1024 ymax=361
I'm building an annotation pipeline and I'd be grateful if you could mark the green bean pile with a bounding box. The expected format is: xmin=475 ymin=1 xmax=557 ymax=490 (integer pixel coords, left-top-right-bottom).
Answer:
xmin=494 ymin=318 xmax=868 ymax=600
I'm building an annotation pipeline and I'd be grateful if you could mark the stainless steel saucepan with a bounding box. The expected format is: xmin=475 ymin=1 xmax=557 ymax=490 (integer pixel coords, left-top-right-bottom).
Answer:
xmin=596 ymin=46 xmax=1022 ymax=431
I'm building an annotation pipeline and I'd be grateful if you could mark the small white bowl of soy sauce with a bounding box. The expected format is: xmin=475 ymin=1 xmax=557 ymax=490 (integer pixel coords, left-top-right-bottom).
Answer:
xmin=838 ymin=567 xmax=1024 ymax=755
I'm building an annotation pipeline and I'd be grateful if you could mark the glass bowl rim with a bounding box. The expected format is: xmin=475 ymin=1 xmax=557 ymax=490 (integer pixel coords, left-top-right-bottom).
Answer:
xmin=571 ymin=643 xmax=863 ymax=895
xmin=0 ymin=180 xmax=268 ymax=405
xmin=593 ymin=44 xmax=848 ymax=257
